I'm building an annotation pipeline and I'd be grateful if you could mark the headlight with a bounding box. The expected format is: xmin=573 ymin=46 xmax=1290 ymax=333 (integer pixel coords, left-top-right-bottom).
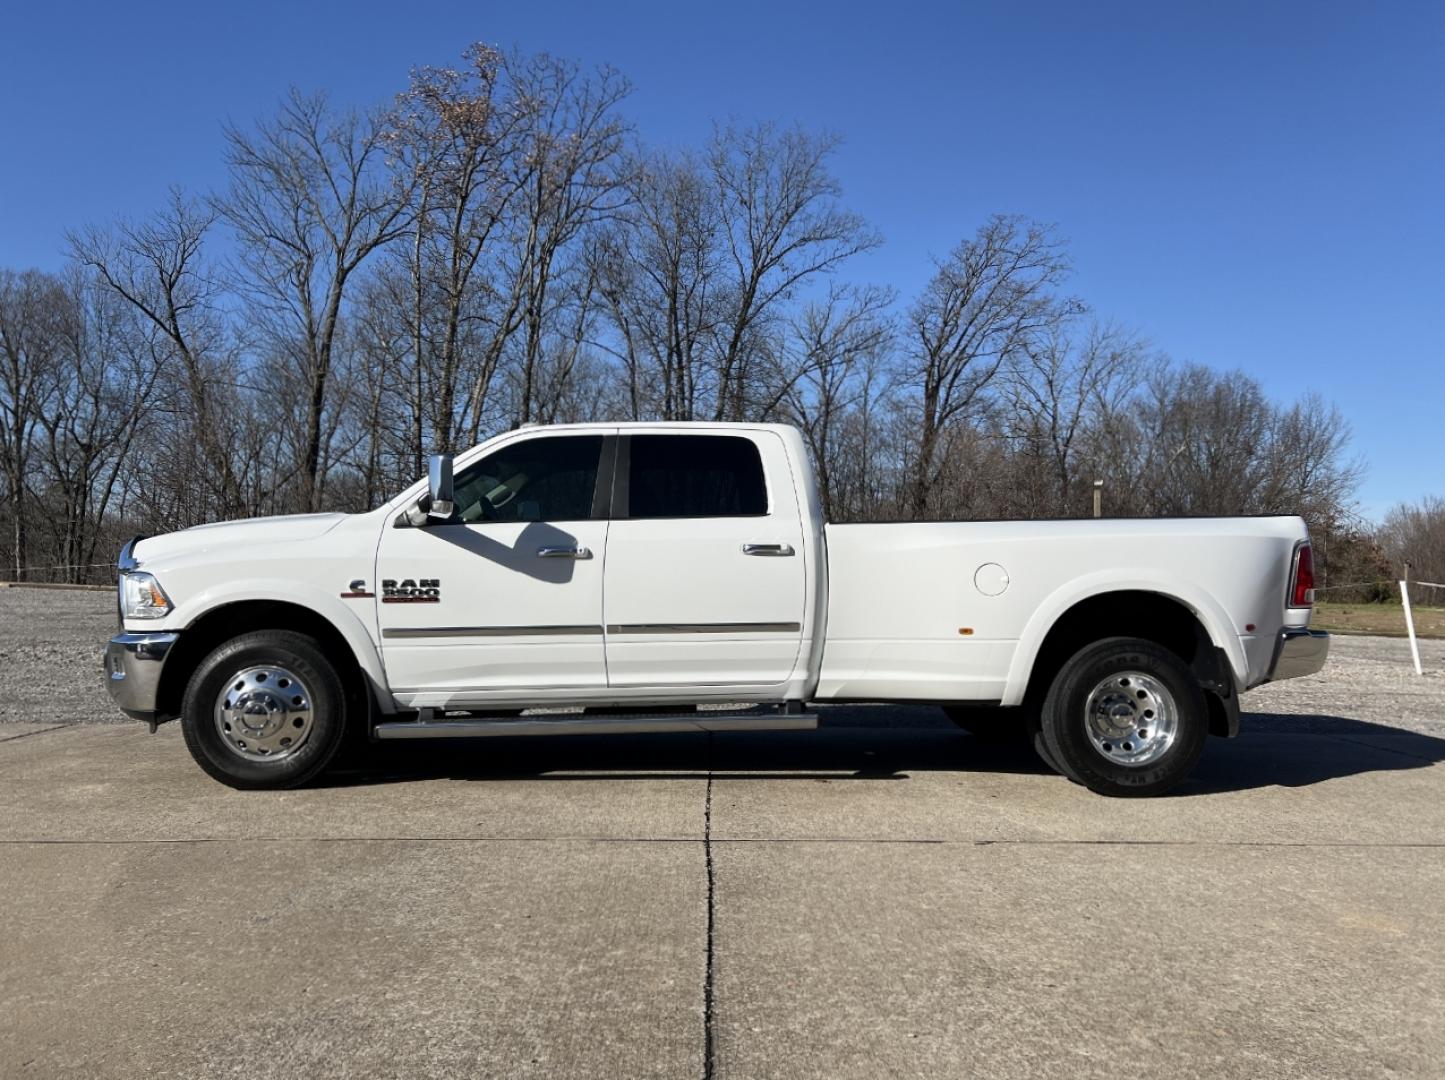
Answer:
xmin=120 ymin=572 xmax=172 ymax=619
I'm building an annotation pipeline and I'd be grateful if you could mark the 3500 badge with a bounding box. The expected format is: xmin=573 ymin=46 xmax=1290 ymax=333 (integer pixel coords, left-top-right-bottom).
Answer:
xmin=381 ymin=578 xmax=441 ymax=603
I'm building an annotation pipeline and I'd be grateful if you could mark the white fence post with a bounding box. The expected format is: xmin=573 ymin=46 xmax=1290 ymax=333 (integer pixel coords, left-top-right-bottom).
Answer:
xmin=1400 ymin=579 xmax=1424 ymax=676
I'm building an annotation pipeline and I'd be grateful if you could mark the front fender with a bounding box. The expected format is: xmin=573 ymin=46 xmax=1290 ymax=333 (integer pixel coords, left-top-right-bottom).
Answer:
xmin=171 ymin=578 xmax=394 ymax=712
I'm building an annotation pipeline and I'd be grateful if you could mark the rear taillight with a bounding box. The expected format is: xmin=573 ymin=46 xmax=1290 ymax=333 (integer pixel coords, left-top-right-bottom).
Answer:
xmin=1290 ymin=543 xmax=1315 ymax=608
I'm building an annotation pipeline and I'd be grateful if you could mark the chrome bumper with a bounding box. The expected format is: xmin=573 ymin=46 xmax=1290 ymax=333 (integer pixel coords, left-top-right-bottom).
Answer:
xmin=1267 ymin=628 xmax=1330 ymax=683
xmin=103 ymin=632 xmax=180 ymax=726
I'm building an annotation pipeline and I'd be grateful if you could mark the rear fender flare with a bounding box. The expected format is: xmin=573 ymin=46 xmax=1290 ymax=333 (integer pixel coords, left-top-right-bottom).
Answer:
xmin=1001 ymin=572 xmax=1246 ymax=707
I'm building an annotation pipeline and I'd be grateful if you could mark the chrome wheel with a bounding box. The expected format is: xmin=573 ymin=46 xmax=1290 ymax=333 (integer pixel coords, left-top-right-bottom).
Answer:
xmin=213 ymin=665 xmax=314 ymax=762
xmin=1083 ymin=670 xmax=1178 ymax=767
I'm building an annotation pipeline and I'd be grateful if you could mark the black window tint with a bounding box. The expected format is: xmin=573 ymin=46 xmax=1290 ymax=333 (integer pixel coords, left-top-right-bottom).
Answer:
xmin=451 ymin=435 xmax=603 ymax=523
xmin=628 ymin=435 xmax=767 ymax=518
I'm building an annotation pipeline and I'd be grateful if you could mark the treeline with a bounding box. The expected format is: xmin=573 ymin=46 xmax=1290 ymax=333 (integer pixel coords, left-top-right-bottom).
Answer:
xmin=1376 ymin=498 xmax=1445 ymax=596
xmin=0 ymin=43 xmax=1369 ymax=585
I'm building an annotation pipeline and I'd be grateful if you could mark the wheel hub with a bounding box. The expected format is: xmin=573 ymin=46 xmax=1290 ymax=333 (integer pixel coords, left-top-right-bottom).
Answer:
xmin=1083 ymin=671 xmax=1178 ymax=767
xmin=214 ymin=666 xmax=314 ymax=761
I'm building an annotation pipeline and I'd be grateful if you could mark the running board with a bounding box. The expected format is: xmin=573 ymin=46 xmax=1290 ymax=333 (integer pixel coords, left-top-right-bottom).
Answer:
xmin=373 ymin=710 xmax=818 ymax=740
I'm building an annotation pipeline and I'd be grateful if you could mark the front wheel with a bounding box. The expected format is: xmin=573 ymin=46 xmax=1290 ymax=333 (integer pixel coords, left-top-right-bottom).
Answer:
xmin=180 ymin=630 xmax=350 ymax=790
xmin=1039 ymin=637 xmax=1208 ymax=797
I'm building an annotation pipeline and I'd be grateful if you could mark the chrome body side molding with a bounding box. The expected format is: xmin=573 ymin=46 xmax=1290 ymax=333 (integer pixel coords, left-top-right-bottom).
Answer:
xmin=605 ymin=622 xmax=802 ymax=634
xmin=382 ymin=622 xmax=803 ymax=639
xmin=383 ymin=625 xmax=603 ymax=639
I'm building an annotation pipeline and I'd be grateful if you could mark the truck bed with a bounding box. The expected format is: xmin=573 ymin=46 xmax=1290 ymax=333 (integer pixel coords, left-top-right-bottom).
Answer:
xmin=816 ymin=516 xmax=1310 ymax=705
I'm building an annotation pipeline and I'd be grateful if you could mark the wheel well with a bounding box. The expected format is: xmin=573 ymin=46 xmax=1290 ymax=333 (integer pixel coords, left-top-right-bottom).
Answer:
xmin=1023 ymin=590 xmax=1235 ymax=737
xmin=155 ymin=601 xmax=366 ymax=723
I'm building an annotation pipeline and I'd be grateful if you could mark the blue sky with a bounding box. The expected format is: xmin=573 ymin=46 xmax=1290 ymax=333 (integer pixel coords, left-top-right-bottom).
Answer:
xmin=3 ymin=0 xmax=1441 ymax=519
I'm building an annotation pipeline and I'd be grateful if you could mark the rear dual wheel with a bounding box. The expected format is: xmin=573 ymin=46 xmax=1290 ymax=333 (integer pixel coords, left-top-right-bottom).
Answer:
xmin=1039 ymin=637 xmax=1208 ymax=797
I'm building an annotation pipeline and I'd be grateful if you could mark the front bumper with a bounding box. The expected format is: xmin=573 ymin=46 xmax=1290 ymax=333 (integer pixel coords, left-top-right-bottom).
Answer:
xmin=1266 ymin=627 xmax=1330 ymax=683
xmin=103 ymin=632 xmax=180 ymax=727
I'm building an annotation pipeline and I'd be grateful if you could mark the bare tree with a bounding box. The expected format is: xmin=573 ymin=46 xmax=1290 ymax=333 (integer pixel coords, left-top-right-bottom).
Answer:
xmin=905 ymin=215 xmax=1075 ymax=516
xmin=1080 ymin=363 xmax=1362 ymax=539
xmin=217 ymin=89 xmax=413 ymax=511
xmin=69 ymin=192 xmax=245 ymax=518
xmin=36 ymin=274 xmax=160 ymax=579
xmin=593 ymin=148 xmax=722 ymax=419
xmin=348 ymin=270 xmax=415 ymax=505
xmin=502 ymin=53 xmax=631 ymax=427
xmin=708 ymin=124 xmax=879 ymax=420
xmin=1379 ymin=497 xmax=1445 ymax=586
xmin=390 ymin=44 xmax=535 ymax=460
xmin=1003 ymin=322 xmax=1146 ymax=516
xmin=779 ymin=283 xmax=894 ymax=519
xmin=0 ymin=270 xmax=64 ymax=578
xmin=1263 ymin=393 xmax=1364 ymax=529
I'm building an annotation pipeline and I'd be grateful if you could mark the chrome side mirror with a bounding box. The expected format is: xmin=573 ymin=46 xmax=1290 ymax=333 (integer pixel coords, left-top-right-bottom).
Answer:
xmin=427 ymin=454 xmax=454 ymax=519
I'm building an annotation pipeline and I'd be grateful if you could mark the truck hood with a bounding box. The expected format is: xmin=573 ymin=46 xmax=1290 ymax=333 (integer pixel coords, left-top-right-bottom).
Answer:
xmin=134 ymin=513 xmax=350 ymax=567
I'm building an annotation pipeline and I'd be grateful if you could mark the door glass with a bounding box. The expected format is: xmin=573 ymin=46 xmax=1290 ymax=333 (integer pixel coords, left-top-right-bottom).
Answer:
xmin=450 ymin=435 xmax=604 ymax=523
xmin=628 ymin=435 xmax=767 ymax=518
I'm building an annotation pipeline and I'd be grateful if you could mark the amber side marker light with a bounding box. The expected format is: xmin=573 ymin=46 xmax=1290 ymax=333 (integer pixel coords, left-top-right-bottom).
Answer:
xmin=959 ymin=627 xmax=974 ymax=636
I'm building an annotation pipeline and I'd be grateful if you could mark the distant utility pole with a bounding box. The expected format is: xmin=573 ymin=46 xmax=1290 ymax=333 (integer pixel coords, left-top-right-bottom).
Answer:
xmin=1092 ymin=480 xmax=1103 ymax=519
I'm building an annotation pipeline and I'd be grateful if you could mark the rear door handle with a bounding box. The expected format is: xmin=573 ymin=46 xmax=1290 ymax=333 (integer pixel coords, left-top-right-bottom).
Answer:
xmin=742 ymin=543 xmax=794 ymax=557
xmin=537 ymin=545 xmax=592 ymax=559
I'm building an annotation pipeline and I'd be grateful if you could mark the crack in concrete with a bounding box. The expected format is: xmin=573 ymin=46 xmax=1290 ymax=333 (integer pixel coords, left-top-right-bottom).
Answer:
xmin=0 ymin=724 xmax=74 ymax=744
xmin=702 ymin=735 xmax=717 ymax=1080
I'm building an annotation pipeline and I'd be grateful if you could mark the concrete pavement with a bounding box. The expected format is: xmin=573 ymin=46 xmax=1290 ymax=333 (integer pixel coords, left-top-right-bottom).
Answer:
xmin=2 ymin=716 xmax=1443 ymax=1078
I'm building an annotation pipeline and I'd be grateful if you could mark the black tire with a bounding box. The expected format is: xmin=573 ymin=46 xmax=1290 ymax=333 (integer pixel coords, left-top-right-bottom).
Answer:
xmin=180 ymin=630 xmax=350 ymax=790
xmin=1040 ymin=637 xmax=1208 ymax=797
xmin=994 ymin=702 xmax=1076 ymax=780
xmin=1031 ymin=728 xmax=1077 ymax=782
xmin=943 ymin=705 xmax=1028 ymax=742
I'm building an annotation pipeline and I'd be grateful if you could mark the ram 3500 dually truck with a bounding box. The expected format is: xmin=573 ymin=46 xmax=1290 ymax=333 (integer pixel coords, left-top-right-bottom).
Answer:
xmin=104 ymin=422 xmax=1329 ymax=796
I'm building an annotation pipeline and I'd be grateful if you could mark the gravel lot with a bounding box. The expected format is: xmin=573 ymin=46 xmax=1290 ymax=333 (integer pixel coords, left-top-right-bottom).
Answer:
xmin=0 ymin=587 xmax=121 ymax=725
xmin=6 ymin=585 xmax=1443 ymax=736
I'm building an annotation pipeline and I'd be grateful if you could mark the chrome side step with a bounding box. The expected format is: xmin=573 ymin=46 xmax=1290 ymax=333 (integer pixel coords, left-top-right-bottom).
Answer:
xmin=373 ymin=710 xmax=818 ymax=740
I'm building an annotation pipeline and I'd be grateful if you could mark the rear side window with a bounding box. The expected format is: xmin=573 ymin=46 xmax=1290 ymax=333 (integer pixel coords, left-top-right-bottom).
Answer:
xmin=627 ymin=435 xmax=768 ymax=518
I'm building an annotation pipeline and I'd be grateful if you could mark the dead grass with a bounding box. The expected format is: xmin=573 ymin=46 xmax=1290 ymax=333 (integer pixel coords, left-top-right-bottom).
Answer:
xmin=1312 ymin=601 xmax=1445 ymax=639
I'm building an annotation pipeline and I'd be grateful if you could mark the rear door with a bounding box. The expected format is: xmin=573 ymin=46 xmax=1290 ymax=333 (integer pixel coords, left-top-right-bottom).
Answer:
xmin=602 ymin=431 xmax=806 ymax=688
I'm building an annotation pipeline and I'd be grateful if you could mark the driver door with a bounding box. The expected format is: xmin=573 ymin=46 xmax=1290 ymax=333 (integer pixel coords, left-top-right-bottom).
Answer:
xmin=375 ymin=432 xmax=614 ymax=706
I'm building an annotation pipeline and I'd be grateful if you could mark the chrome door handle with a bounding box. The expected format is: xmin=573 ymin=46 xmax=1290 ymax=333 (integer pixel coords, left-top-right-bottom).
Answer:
xmin=742 ymin=543 xmax=794 ymax=557
xmin=537 ymin=545 xmax=592 ymax=559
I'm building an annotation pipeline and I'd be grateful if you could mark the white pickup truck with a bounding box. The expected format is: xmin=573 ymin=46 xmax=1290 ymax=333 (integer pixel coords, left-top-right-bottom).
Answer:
xmin=104 ymin=421 xmax=1328 ymax=796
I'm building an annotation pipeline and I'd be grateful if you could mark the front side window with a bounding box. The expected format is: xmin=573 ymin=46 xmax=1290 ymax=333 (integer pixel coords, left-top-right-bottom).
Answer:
xmin=627 ymin=434 xmax=768 ymax=518
xmin=449 ymin=435 xmax=603 ymax=523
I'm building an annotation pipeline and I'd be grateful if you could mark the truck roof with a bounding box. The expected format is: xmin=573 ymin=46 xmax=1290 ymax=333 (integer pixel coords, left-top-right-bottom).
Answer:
xmin=514 ymin=420 xmax=798 ymax=434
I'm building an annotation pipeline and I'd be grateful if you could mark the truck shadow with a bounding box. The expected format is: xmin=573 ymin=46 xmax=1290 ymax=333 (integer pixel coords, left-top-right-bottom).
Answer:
xmin=325 ymin=708 xmax=1445 ymax=795
xmin=1185 ymin=712 xmax=1445 ymax=795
